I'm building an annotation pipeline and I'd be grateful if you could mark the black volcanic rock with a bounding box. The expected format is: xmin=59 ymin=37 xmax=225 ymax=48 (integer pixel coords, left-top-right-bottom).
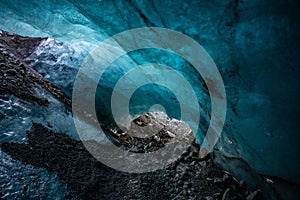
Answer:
xmin=0 ymin=30 xmax=71 ymax=108
xmin=1 ymin=123 xmax=257 ymax=199
xmin=0 ymin=30 xmax=44 ymax=59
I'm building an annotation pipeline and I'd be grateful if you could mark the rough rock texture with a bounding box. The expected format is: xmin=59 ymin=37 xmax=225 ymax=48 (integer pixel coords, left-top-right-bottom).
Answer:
xmin=109 ymin=112 xmax=193 ymax=153
xmin=0 ymin=30 xmax=71 ymax=109
xmin=1 ymin=123 xmax=260 ymax=200
xmin=0 ymin=30 xmax=48 ymax=106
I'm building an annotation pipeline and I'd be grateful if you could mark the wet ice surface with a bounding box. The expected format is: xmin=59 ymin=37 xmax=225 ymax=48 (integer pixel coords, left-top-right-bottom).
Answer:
xmin=0 ymin=95 xmax=75 ymax=199
xmin=0 ymin=33 xmax=94 ymax=199
xmin=0 ymin=94 xmax=77 ymax=199
xmin=0 ymin=150 xmax=67 ymax=199
xmin=0 ymin=95 xmax=78 ymax=142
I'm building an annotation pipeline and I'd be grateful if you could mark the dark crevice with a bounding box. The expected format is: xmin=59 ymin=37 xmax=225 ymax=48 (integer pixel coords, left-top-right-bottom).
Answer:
xmin=233 ymin=0 xmax=240 ymax=24
xmin=125 ymin=0 xmax=155 ymax=27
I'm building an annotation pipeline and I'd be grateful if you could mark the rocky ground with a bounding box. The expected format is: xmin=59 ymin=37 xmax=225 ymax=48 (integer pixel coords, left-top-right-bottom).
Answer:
xmin=1 ymin=123 xmax=262 ymax=200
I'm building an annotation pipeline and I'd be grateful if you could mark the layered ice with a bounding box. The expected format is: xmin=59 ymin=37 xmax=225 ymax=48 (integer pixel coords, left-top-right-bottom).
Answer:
xmin=0 ymin=0 xmax=300 ymax=189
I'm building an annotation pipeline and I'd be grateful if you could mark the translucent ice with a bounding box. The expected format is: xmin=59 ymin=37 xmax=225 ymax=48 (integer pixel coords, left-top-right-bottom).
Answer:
xmin=0 ymin=0 xmax=299 ymax=187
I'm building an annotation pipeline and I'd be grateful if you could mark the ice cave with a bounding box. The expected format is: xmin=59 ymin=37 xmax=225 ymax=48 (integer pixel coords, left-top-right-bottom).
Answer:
xmin=0 ymin=0 xmax=299 ymax=199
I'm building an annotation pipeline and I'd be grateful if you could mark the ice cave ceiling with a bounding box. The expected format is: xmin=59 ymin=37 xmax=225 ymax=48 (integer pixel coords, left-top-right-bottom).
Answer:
xmin=0 ymin=0 xmax=300 ymax=196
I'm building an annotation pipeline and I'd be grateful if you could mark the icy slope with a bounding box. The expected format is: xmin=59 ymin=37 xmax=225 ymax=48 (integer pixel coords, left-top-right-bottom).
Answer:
xmin=0 ymin=0 xmax=299 ymax=186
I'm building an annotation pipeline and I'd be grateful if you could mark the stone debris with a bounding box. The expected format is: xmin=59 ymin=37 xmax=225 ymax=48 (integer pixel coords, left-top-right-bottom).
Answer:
xmin=0 ymin=123 xmax=263 ymax=199
xmin=109 ymin=111 xmax=193 ymax=153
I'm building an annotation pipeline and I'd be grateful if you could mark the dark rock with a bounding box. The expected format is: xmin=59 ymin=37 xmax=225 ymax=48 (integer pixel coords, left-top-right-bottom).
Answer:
xmin=0 ymin=123 xmax=260 ymax=200
xmin=238 ymin=180 xmax=247 ymax=190
xmin=246 ymin=190 xmax=263 ymax=200
xmin=190 ymin=161 xmax=197 ymax=166
xmin=214 ymin=192 xmax=223 ymax=199
xmin=222 ymin=188 xmax=232 ymax=200
xmin=0 ymin=30 xmax=71 ymax=109
xmin=133 ymin=113 xmax=151 ymax=126
xmin=214 ymin=178 xmax=224 ymax=185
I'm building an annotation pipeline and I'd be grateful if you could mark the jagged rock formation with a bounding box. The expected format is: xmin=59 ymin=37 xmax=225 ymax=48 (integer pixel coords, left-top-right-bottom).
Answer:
xmin=0 ymin=30 xmax=71 ymax=109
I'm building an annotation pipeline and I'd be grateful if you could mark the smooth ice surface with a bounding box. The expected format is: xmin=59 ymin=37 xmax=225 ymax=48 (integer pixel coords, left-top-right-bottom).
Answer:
xmin=0 ymin=0 xmax=300 ymax=189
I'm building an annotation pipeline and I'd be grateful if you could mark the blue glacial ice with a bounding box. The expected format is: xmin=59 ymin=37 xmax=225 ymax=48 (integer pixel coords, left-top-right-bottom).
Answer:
xmin=0 ymin=0 xmax=299 ymax=193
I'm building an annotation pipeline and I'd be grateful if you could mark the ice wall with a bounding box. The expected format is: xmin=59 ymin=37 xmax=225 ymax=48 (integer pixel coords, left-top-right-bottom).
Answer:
xmin=0 ymin=0 xmax=299 ymax=185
